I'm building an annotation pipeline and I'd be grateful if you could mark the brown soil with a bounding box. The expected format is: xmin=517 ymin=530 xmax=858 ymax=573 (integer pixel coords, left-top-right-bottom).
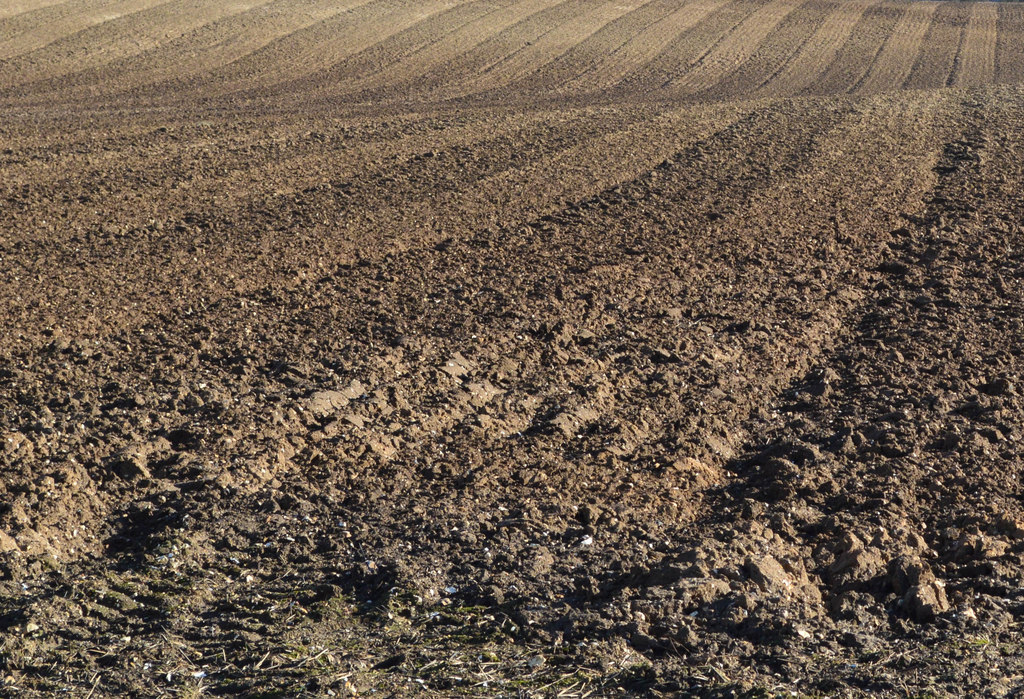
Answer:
xmin=2 ymin=1 xmax=1024 ymax=697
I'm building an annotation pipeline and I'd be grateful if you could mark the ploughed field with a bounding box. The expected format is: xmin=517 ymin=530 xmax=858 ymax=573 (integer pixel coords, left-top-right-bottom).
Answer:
xmin=3 ymin=0 xmax=1024 ymax=696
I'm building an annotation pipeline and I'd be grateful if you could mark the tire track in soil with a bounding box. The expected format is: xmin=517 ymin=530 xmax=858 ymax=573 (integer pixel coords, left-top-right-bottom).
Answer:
xmin=949 ymin=1 xmax=997 ymax=89
xmin=664 ymin=0 xmax=805 ymax=97
xmin=0 ymin=101 xmax=755 ymax=573
xmin=799 ymin=1 xmax=903 ymax=96
xmin=995 ymin=3 xmax=1024 ymax=86
xmin=902 ymin=1 xmax=970 ymax=91
xmin=0 ymin=0 xmax=265 ymax=93
xmin=5 ymin=5 xmax=1024 ymax=697
xmin=559 ymin=90 xmax=951 ymax=501
xmin=854 ymin=1 xmax=936 ymax=96
xmin=297 ymin=95 xmax=935 ymax=549
xmin=133 ymin=91 xmax=959 ymax=669
xmin=753 ymin=0 xmax=873 ymax=98
xmin=111 ymin=101 xmax=846 ymax=562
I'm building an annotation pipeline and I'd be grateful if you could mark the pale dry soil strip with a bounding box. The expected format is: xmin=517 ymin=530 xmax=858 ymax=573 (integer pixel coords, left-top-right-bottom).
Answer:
xmin=609 ymin=0 xmax=757 ymax=95
xmin=491 ymin=0 xmax=683 ymax=97
xmin=414 ymin=0 xmax=610 ymax=102
xmin=701 ymin=0 xmax=835 ymax=100
xmin=306 ymin=0 xmax=578 ymax=103
xmin=285 ymin=0 xmax=523 ymax=91
xmin=225 ymin=0 xmax=466 ymax=98
xmin=158 ymin=0 xmax=442 ymax=99
xmin=0 ymin=0 xmax=70 ymax=22
xmin=995 ymin=3 xmax=1024 ymax=85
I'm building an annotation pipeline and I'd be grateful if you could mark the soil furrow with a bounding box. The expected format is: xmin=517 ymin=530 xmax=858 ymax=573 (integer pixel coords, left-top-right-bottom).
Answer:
xmin=235 ymin=0 xmax=465 ymax=98
xmin=169 ymin=0 xmax=452 ymax=99
xmin=289 ymin=0 xmax=523 ymax=93
xmin=643 ymin=88 xmax=1024 ymax=693
xmin=340 ymin=0 xmax=568 ymax=101
xmin=5 ymin=3 xmax=1024 ymax=697
xmin=56 ymin=0 xmax=381 ymax=102
xmin=0 ymin=0 xmax=70 ymax=22
xmin=0 ymin=0 xmax=168 ymax=60
xmin=608 ymin=0 xmax=757 ymax=96
xmin=353 ymin=0 xmax=583 ymax=102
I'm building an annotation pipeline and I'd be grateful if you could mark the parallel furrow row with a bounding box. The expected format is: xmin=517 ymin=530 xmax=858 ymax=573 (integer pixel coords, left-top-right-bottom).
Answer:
xmin=75 ymin=0 xmax=377 ymax=101
xmin=2 ymin=0 xmax=1024 ymax=107
xmin=800 ymin=3 xmax=902 ymax=96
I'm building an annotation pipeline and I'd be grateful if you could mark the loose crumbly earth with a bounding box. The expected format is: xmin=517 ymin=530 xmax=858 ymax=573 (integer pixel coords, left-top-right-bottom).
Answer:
xmin=2 ymin=1 xmax=1024 ymax=696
